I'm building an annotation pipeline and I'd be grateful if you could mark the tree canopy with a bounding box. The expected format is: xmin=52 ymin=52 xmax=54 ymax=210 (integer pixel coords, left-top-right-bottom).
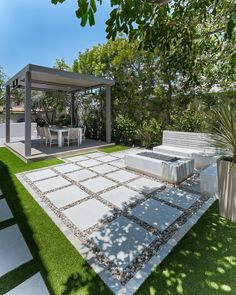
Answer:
xmin=50 ymin=0 xmax=236 ymax=84
xmin=50 ymin=1 xmax=236 ymax=49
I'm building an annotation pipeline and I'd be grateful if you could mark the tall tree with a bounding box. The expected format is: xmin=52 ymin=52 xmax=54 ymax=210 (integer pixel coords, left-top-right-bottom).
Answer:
xmin=53 ymin=37 xmax=235 ymax=143
xmin=0 ymin=67 xmax=7 ymax=108
xmin=54 ymin=58 xmax=72 ymax=71
xmin=72 ymin=38 xmax=220 ymax=126
xmin=0 ymin=66 xmax=6 ymax=96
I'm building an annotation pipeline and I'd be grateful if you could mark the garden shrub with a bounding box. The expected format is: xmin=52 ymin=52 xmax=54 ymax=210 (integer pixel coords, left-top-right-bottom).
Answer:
xmin=167 ymin=105 xmax=207 ymax=132
xmin=84 ymin=109 xmax=104 ymax=140
xmin=56 ymin=114 xmax=71 ymax=126
xmin=139 ymin=118 xmax=163 ymax=148
xmin=113 ymin=114 xmax=137 ymax=145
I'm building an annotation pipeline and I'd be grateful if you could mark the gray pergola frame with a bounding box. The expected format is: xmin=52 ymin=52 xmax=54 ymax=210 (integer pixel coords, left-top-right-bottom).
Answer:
xmin=5 ymin=64 xmax=115 ymax=157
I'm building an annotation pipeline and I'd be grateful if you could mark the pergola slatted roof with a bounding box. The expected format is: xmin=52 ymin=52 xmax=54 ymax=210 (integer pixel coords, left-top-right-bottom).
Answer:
xmin=5 ymin=64 xmax=114 ymax=158
xmin=5 ymin=64 xmax=115 ymax=92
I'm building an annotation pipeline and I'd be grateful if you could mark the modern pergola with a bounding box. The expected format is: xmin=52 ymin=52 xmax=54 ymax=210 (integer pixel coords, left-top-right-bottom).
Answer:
xmin=5 ymin=64 xmax=115 ymax=157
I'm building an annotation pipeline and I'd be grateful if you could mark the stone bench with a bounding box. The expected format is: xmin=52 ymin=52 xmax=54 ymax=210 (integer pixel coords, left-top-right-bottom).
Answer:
xmin=125 ymin=151 xmax=194 ymax=184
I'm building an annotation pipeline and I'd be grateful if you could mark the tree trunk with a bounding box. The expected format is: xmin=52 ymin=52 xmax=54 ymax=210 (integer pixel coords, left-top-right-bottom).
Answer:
xmin=166 ymin=74 xmax=172 ymax=124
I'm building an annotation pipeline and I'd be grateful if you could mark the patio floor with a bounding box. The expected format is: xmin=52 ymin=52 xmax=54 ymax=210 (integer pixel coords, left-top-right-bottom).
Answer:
xmin=5 ymin=138 xmax=113 ymax=162
xmin=17 ymin=149 xmax=216 ymax=295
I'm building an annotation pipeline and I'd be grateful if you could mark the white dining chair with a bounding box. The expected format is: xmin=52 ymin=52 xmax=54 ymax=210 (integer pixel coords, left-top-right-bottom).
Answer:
xmin=44 ymin=127 xmax=58 ymax=147
xmin=82 ymin=125 xmax=86 ymax=143
xmin=64 ymin=128 xmax=79 ymax=147
xmin=37 ymin=126 xmax=45 ymax=144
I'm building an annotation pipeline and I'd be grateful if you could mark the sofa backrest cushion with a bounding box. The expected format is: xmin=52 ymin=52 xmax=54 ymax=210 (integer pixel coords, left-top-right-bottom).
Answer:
xmin=162 ymin=130 xmax=215 ymax=152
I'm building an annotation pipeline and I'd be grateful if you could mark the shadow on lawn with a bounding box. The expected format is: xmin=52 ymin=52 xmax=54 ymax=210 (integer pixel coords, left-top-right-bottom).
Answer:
xmin=61 ymin=262 xmax=112 ymax=295
xmin=136 ymin=202 xmax=236 ymax=295
xmin=0 ymin=160 xmax=53 ymax=294
xmin=0 ymin=156 xmax=112 ymax=295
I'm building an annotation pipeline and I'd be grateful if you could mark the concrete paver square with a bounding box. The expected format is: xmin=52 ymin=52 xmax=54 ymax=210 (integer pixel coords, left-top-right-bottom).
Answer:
xmin=34 ymin=176 xmax=70 ymax=193
xmin=132 ymin=198 xmax=183 ymax=231
xmin=110 ymin=159 xmax=126 ymax=168
xmin=88 ymin=216 xmax=155 ymax=270
xmin=106 ymin=170 xmax=138 ymax=183
xmin=155 ymin=187 xmax=201 ymax=209
xmin=54 ymin=164 xmax=80 ymax=174
xmin=0 ymin=199 xmax=13 ymax=222
xmin=25 ymin=169 xmax=57 ymax=182
xmin=110 ymin=152 xmax=126 ymax=159
xmin=180 ymin=174 xmax=201 ymax=194
xmin=5 ymin=272 xmax=49 ymax=295
xmin=86 ymin=152 xmax=105 ymax=158
xmin=79 ymin=159 xmax=102 ymax=168
xmin=66 ymin=169 xmax=97 ymax=182
xmin=81 ymin=176 xmax=117 ymax=193
xmin=64 ymin=199 xmax=113 ymax=231
xmin=96 ymin=155 xmax=118 ymax=163
xmin=127 ymin=177 xmax=164 ymax=194
xmin=100 ymin=186 xmax=144 ymax=209
xmin=46 ymin=185 xmax=89 ymax=208
xmin=0 ymin=225 xmax=32 ymax=277
xmin=90 ymin=164 xmax=118 ymax=174
xmin=66 ymin=155 xmax=89 ymax=162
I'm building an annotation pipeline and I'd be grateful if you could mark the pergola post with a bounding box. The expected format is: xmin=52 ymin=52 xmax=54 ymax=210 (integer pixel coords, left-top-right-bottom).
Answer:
xmin=71 ymin=91 xmax=75 ymax=126
xmin=5 ymin=85 xmax=11 ymax=143
xmin=24 ymin=71 xmax=31 ymax=157
xmin=105 ymin=86 xmax=111 ymax=143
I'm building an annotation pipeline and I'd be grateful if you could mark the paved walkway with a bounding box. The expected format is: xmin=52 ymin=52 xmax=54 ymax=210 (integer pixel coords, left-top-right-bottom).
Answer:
xmin=0 ymin=188 xmax=49 ymax=294
xmin=18 ymin=149 xmax=216 ymax=295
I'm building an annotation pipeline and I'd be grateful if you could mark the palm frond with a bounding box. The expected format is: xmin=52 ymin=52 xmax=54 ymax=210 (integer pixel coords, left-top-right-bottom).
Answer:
xmin=210 ymin=105 xmax=236 ymax=160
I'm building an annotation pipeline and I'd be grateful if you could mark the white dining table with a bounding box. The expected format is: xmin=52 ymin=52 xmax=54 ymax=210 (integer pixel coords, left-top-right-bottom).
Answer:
xmin=49 ymin=127 xmax=83 ymax=148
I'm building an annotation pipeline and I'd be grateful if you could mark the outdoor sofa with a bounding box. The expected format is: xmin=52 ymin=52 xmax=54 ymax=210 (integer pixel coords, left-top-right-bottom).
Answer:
xmin=153 ymin=130 xmax=218 ymax=169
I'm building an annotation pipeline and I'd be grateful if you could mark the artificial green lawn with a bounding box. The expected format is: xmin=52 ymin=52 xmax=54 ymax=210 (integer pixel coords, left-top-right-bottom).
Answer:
xmin=0 ymin=147 xmax=235 ymax=294
xmin=98 ymin=144 xmax=130 ymax=153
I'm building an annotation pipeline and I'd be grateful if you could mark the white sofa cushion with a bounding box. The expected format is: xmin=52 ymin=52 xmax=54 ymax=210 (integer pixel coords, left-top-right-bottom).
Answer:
xmin=153 ymin=145 xmax=214 ymax=169
xmin=153 ymin=145 xmax=205 ymax=157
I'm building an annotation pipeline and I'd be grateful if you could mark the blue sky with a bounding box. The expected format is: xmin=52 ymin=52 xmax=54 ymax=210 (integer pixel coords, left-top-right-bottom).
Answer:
xmin=0 ymin=0 xmax=111 ymax=78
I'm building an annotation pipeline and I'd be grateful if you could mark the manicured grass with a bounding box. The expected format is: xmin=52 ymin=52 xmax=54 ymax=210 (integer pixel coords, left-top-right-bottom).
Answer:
xmin=98 ymin=144 xmax=130 ymax=153
xmin=0 ymin=148 xmax=112 ymax=295
xmin=137 ymin=203 xmax=236 ymax=295
xmin=0 ymin=147 xmax=236 ymax=295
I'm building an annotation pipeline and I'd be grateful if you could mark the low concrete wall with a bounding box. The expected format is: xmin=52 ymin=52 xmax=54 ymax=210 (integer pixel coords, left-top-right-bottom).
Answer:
xmin=0 ymin=123 xmax=37 ymax=138
xmin=125 ymin=151 xmax=194 ymax=184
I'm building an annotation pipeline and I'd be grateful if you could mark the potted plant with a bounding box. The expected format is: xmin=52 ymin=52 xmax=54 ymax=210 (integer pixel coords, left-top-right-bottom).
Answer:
xmin=211 ymin=105 xmax=236 ymax=222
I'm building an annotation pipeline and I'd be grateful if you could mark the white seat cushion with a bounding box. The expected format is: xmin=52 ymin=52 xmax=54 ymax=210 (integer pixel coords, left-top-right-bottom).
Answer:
xmin=153 ymin=145 xmax=203 ymax=157
xmin=153 ymin=145 xmax=215 ymax=169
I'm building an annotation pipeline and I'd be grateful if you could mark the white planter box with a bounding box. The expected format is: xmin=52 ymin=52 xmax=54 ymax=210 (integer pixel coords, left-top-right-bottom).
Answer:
xmin=218 ymin=159 xmax=236 ymax=222
xmin=200 ymin=163 xmax=218 ymax=197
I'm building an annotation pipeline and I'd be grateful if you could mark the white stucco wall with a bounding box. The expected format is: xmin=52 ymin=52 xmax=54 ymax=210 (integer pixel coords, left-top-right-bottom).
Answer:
xmin=0 ymin=123 xmax=37 ymax=138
